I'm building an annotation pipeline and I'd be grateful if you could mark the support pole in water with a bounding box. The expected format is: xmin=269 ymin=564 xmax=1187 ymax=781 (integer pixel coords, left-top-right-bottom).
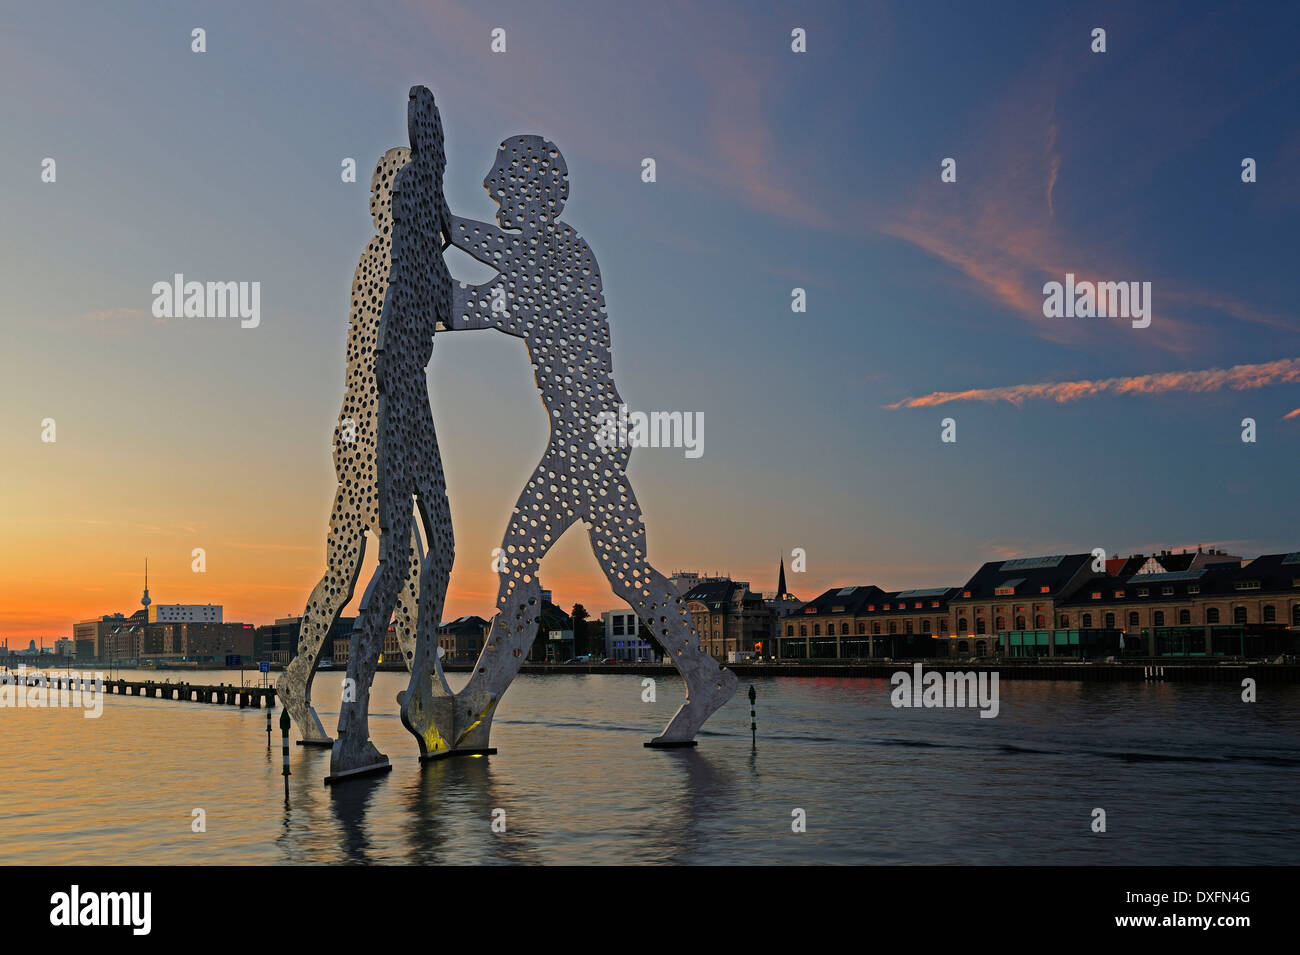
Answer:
xmin=266 ymin=704 xmax=272 ymax=750
xmin=280 ymin=707 xmax=291 ymax=804
xmin=748 ymin=684 xmax=757 ymax=749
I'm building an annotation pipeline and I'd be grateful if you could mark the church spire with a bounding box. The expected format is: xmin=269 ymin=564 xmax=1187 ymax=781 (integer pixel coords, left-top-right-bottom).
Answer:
xmin=777 ymin=555 xmax=787 ymax=599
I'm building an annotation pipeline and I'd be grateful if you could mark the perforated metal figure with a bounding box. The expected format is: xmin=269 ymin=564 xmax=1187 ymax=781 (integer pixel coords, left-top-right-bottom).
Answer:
xmin=406 ymin=135 xmax=737 ymax=756
xmin=329 ymin=87 xmax=456 ymax=782
xmin=276 ymin=146 xmax=430 ymax=748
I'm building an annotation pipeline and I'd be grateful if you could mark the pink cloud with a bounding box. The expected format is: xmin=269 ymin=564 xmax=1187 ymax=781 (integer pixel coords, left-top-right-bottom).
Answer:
xmin=885 ymin=356 xmax=1300 ymax=409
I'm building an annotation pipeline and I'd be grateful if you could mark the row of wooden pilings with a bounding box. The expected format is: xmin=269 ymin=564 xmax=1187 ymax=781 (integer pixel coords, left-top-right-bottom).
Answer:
xmin=5 ymin=672 xmax=277 ymax=708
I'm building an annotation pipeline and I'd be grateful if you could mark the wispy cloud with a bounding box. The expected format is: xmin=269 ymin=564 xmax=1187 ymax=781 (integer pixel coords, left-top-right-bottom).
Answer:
xmin=885 ymin=357 xmax=1300 ymax=409
xmin=878 ymin=14 xmax=1299 ymax=358
xmin=1283 ymin=408 xmax=1300 ymax=420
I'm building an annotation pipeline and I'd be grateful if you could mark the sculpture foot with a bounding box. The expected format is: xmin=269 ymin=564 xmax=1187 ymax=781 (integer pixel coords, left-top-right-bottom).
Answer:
xmin=397 ymin=678 xmax=455 ymax=759
xmin=326 ymin=737 xmax=390 ymax=785
xmin=650 ymin=667 xmax=738 ymax=744
xmin=277 ymin=662 xmax=332 ymax=745
xmin=449 ymin=689 xmax=500 ymax=752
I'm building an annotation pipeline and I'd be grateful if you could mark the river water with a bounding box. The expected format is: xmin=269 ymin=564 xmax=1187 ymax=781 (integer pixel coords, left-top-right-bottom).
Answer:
xmin=1 ymin=669 xmax=1296 ymax=864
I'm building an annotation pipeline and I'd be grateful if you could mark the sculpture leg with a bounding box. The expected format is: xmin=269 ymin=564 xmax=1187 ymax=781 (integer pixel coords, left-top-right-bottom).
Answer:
xmin=391 ymin=523 xmax=425 ymax=673
xmin=450 ymin=472 xmax=576 ymax=752
xmin=399 ymin=458 xmax=457 ymax=758
xmin=587 ymin=493 xmax=738 ymax=746
xmin=328 ymin=494 xmax=413 ymax=783
xmin=278 ymin=489 xmax=367 ymax=745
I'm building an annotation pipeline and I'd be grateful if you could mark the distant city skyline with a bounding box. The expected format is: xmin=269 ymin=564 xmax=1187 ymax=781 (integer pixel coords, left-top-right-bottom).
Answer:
xmin=10 ymin=540 xmax=1285 ymax=643
xmin=3 ymin=1 xmax=1298 ymax=641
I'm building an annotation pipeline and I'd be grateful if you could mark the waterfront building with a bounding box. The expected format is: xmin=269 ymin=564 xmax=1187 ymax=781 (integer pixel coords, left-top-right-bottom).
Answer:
xmin=73 ymin=614 xmax=128 ymax=661
xmin=600 ymin=609 xmax=657 ymax=661
xmin=777 ymin=584 xmax=962 ymax=659
xmin=773 ymin=548 xmax=1300 ymax=661
xmin=437 ymin=616 xmax=490 ymax=663
xmin=1057 ymin=552 xmax=1300 ymax=657
xmin=679 ymin=576 xmax=774 ymax=661
xmin=944 ymin=553 xmax=1100 ymax=657
xmin=148 ymin=603 xmax=222 ymax=624
xmin=252 ymin=615 xmax=351 ymax=665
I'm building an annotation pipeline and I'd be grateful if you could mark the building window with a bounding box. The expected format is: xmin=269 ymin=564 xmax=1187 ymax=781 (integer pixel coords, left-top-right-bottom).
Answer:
xmin=786 ymin=625 xmax=794 ymax=637
xmin=1188 ymin=585 xmax=1200 ymax=595
xmin=1233 ymin=606 xmax=1247 ymax=624
xmin=1035 ymin=615 xmax=1045 ymax=628
xmin=800 ymin=626 xmax=807 ymax=637
xmin=958 ymin=617 xmax=968 ymax=633
xmin=1091 ymin=592 xmax=1101 ymax=600
xmin=1263 ymin=605 xmax=1275 ymax=623
xmin=1082 ymin=613 xmax=1092 ymax=628
xmin=888 ymin=622 xmax=897 ymax=634
xmin=1162 ymin=586 xmax=1174 ymax=596
xmin=873 ymin=623 xmax=881 ymax=635
xmin=1207 ymin=608 xmax=1219 ymax=624
xmin=813 ymin=624 xmax=821 ymax=636
xmin=976 ymin=618 xmax=986 ymax=634
xmin=1293 ymin=605 xmax=1300 ymax=626
xmin=1059 ymin=615 xmax=1069 ymax=627
xmin=1137 ymin=588 xmax=1149 ymax=597
xmin=1128 ymin=612 xmax=1139 ymax=627
xmin=857 ymin=622 xmax=866 ymax=634
xmin=1179 ymin=609 xmax=1190 ymax=625
xmin=841 ymin=623 xmax=849 ymax=635
xmin=1235 ymin=580 xmax=1261 ymax=591
xmin=1154 ymin=611 xmax=1164 ymax=627
xmin=1105 ymin=613 xmax=1115 ymax=629
xmin=921 ymin=619 xmax=930 ymax=634
xmin=1015 ymin=616 xmax=1025 ymax=631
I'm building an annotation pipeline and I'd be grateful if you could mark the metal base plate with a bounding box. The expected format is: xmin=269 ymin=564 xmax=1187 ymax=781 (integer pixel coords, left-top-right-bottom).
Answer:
xmin=420 ymin=747 xmax=497 ymax=762
xmin=323 ymin=761 xmax=393 ymax=785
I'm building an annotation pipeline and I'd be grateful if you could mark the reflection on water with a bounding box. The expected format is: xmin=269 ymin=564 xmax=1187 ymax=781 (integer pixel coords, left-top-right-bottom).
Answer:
xmin=1 ymin=670 xmax=1297 ymax=864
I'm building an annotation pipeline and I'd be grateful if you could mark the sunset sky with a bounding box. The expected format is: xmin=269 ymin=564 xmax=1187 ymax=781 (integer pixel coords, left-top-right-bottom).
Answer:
xmin=2 ymin=1 xmax=1299 ymax=642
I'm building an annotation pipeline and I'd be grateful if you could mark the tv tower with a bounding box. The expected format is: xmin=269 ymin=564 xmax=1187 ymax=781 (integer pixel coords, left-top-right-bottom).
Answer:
xmin=141 ymin=558 xmax=151 ymax=611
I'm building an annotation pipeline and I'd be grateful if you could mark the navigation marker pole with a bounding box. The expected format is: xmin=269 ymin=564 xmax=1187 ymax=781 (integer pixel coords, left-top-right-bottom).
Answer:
xmin=267 ymin=704 xmax=272 ymax=750
xmin=280 ymin=707 xmax=291 ymax=804
xmin=748 ymin=684 xmax=757 ymax=749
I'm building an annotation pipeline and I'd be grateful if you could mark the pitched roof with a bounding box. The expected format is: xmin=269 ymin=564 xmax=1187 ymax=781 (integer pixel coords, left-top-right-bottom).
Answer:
xmin=954 ymin=553 xmax=1095 ymax=601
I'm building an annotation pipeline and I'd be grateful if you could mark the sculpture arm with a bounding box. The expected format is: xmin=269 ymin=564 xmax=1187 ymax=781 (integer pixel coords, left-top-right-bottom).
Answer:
xmin=447 ymin=279 xmax=517 ymax=334
xmin=447 ymin=215 xmax=508 ymax=267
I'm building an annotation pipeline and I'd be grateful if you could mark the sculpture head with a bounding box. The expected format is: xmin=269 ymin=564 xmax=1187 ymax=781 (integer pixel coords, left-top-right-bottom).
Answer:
xmin=484 ymin=135 xmax=568 ymax=230
xmin=369 ymin=147 xmax=410 ymax=232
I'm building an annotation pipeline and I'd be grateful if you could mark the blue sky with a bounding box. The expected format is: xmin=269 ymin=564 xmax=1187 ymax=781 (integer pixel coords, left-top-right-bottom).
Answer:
xmin=1 ymin=0 xmax=1298 ymax=636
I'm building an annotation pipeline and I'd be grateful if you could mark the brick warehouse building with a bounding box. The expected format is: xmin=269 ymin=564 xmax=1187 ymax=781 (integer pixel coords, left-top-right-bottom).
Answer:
xmin=775 ymin=550 xmax=1300 ymax=660
xmin=777 ymin=584 xmax=960 ymax=659
xmin=678 ymin=576 xmax=775 ymax=661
